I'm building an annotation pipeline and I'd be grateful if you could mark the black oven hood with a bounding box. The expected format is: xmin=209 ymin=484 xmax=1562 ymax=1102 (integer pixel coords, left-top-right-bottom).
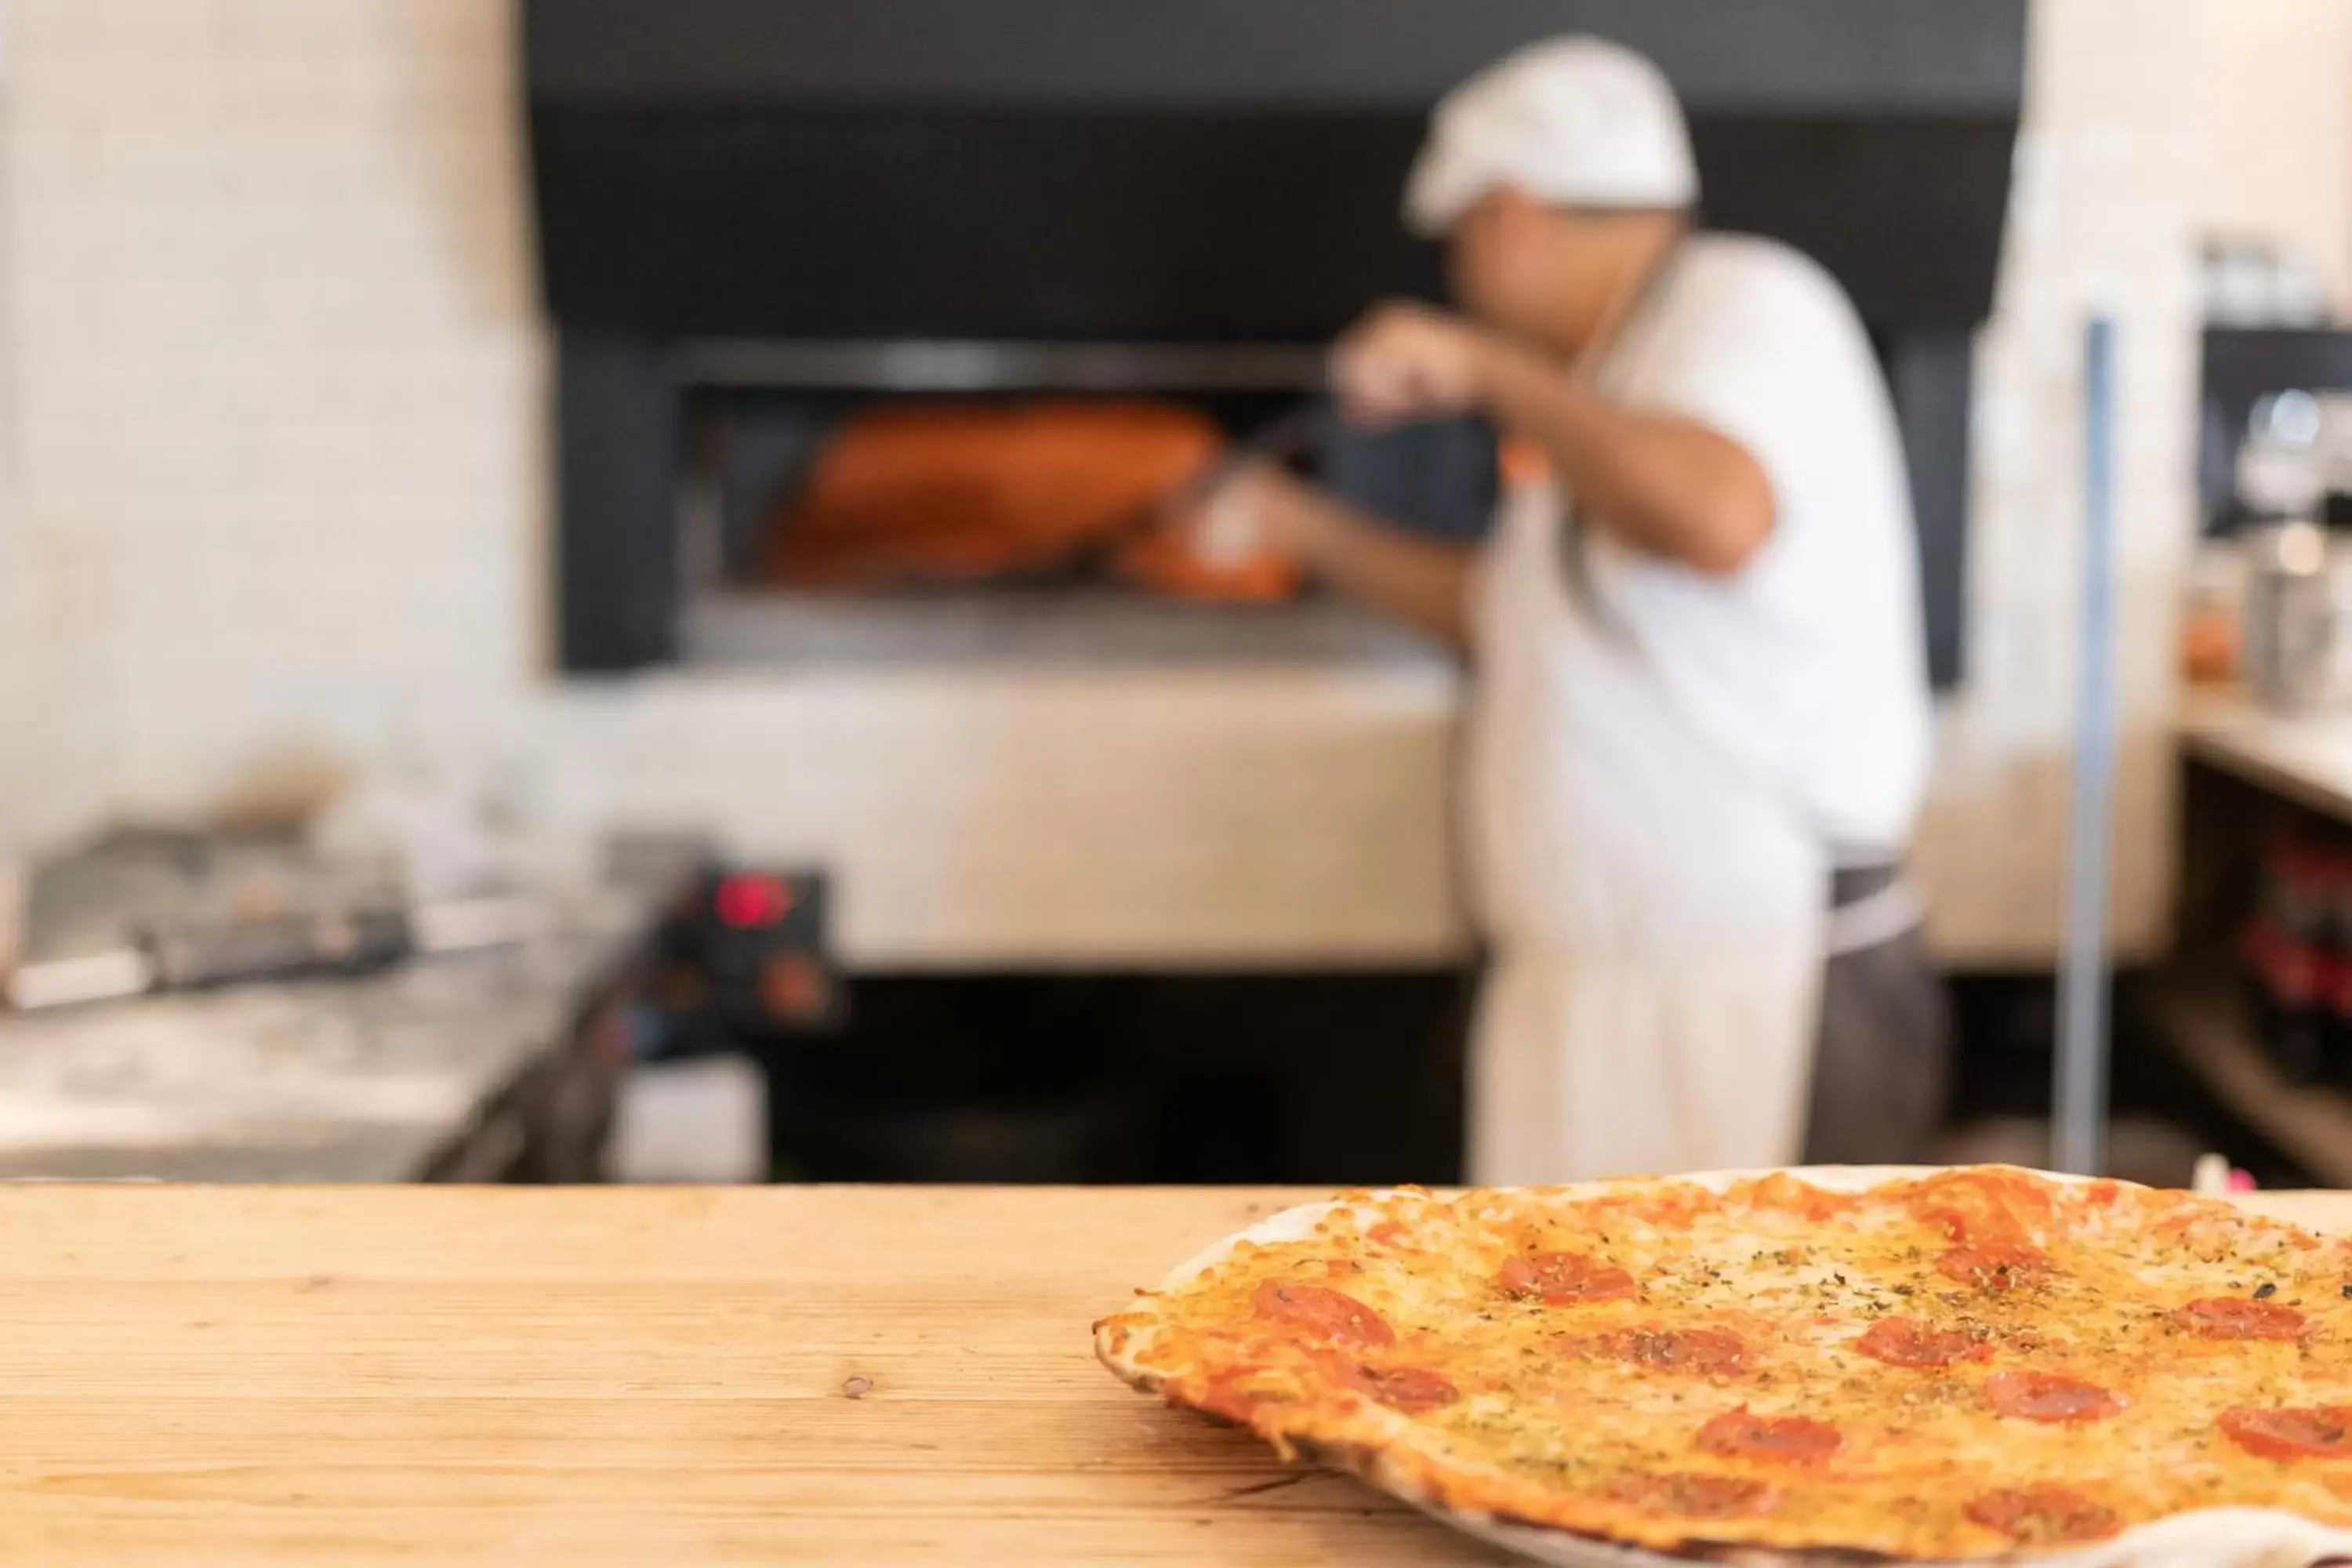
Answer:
xmin=524 ymin=0 xmax=2023 ymax=342
xmin=523 ymin=0 xmax=2023 ymax=681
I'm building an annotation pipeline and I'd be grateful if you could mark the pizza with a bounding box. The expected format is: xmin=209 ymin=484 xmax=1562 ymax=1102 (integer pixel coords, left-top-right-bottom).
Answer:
xmin=1093 ymin=1166 xmax=2352 ymax=1562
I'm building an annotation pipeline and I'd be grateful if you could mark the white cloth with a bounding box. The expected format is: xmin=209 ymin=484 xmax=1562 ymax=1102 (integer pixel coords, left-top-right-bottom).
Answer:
xmin=1463 ymin=233 xmax=1932 ymax=1185
xmin=1580 ymin=235 xmax=1933 ymax=852
xmin=1465 ymin=476 xmax=1827 ymax=1182
xmin=1405 ymin=38 xmax=1697 ymax=236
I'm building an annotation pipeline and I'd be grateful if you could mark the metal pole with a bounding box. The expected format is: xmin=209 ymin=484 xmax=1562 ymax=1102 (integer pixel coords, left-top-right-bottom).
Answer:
xmin=2054 ymin=317 xmax=2119 ymax=1175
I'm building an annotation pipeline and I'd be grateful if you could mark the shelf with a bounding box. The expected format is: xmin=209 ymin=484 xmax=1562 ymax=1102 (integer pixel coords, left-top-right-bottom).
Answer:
xmin=2154 ymin=975 xmax=2352 ymax=1188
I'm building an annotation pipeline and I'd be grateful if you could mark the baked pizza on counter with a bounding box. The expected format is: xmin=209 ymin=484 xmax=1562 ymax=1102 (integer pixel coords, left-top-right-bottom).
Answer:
xmin=1094 ymin=1167 xmax=2352 ymax=1561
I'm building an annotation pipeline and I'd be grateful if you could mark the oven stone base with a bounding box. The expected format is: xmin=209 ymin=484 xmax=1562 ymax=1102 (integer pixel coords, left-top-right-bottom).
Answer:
xmin=593 ymin=655 xmax=1469 ymax=971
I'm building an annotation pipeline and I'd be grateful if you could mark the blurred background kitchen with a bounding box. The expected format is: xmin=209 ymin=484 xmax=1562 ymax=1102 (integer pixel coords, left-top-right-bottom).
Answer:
xmin=2 ymin=0 xmax=2352 ymax=1192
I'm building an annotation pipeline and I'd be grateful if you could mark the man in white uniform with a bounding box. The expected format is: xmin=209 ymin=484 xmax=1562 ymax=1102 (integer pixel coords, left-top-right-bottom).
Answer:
xmin=1189 ymin=38 xmax=1940 ymax=1181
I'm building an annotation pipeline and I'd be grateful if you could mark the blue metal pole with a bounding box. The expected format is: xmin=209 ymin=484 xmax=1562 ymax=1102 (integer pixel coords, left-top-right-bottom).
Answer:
xmin=2054 ymin=317 xmax=2119 ymax=1176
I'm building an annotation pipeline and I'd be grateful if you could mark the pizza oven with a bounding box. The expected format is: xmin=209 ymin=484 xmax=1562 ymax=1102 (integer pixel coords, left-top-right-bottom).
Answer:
xmin=523 ymin=0 xmax=2024 ymax=684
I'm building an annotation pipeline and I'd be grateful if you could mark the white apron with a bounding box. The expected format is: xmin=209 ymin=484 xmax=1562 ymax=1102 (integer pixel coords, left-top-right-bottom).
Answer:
xmin=1463 ymin=473 xmax=1825 ymax=1184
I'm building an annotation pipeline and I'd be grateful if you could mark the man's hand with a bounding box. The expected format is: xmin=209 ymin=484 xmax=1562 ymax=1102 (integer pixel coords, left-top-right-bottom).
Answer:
xmin=1330 ymin=301 xmax=1502 ymax=427
xmin=1157 ymin=457 xmax=1476 ymax=648
xmin=1158 ymin=459 xmax=1309 ymax=565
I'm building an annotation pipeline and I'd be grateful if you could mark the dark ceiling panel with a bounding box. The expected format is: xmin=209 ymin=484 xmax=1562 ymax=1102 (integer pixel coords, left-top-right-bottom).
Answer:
xmin=524 ymin=0 xmax=2027 ymax=115
xmin=521 ymin=0 xmax=2025 ymax=337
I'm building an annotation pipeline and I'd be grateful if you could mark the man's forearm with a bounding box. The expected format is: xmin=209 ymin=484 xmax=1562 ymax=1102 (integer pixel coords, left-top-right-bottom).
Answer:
xmin=1270 ymin=484 xmax=1475 ymax=650
xmin=1477 ymin=342 xmax=1773 ymax=576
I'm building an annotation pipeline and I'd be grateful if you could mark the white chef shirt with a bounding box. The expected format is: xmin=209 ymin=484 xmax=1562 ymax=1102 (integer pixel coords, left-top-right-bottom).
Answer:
xmin=1577 ymin=232 xmax=1932 ymax=858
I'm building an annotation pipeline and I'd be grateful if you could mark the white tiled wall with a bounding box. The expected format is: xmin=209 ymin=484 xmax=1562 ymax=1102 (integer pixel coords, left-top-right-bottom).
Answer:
xmin=1918 ymin=0 xmax=2352 ymax=965
xmin=0 ymin=492 xmax=27 ymax=856
xmin=7 ymin=0 xmax=545 ymax=829
xmin=2 ymin=0 xmax=2342 ymax=966
xmin=1913 ymin=0 xmax=2209 ymax=966
xmin=2198 ymin=0 xmax=2352 ymax=307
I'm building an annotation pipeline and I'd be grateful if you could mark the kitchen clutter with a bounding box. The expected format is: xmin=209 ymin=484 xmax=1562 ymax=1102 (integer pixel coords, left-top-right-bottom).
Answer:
xmin=0 ymin=732 xmax=720 ymax=1181
xmin=2238 ymin=520 xmax=2352 ymax=711
xmin=2201 ymin=237 xmax=2334 ymax=330
xmin=2240 ymin=825 xmax=2352 ymax=1091
xmin=2188 ymin=387 xmax=2352 ymax=709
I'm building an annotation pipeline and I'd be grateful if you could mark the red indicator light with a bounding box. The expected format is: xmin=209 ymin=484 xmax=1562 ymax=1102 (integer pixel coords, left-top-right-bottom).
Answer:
xmin=713 ymin=874 xmax=793 ymax=929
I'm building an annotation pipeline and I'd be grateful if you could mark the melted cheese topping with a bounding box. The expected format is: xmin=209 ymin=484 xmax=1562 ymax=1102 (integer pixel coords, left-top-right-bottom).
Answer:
xmin=1095 ymin=1168 xmax=2352 ymax=1559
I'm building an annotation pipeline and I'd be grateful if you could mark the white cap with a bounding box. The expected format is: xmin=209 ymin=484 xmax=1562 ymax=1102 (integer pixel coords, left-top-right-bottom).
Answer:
xmin=1403 ymin=37 xmax=1699 ymax=238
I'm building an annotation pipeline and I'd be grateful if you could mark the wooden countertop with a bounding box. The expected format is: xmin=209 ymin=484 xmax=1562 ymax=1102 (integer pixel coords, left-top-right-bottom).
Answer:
xmin=3 ymin=1185 xmax=2347 ymax=1566
xmin=2180 ymin=685 xmax=2352 ymax=824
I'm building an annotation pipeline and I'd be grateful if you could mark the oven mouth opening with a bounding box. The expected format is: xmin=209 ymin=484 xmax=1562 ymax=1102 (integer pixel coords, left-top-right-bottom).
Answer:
xmin=669 ymin=340 xmax=1494 ymax=670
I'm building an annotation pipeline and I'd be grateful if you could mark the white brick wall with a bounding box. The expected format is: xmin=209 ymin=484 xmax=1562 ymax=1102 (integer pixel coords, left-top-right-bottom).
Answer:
xmin=2 ymin=0 xmax=2341 ymax=966
xmin=8 ymin=0 xmax=545 ymax=826
xmin=1916 ymin=0 xmax=2352 ymax=964
xmin=2198 ymin=0 xmax=2352 ymax=309
xmin=1915 ymin=0 xmax=2209 ymax=965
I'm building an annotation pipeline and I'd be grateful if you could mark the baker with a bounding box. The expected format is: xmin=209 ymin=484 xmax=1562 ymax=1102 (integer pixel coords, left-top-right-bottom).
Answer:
xmin=1187 ymin=38 xmax=1942 ymax=1181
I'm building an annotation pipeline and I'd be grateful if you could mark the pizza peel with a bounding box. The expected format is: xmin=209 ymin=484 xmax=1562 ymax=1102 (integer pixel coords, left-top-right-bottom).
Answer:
xmin=1096 ymin=1166 xmax=2352 ymax=1568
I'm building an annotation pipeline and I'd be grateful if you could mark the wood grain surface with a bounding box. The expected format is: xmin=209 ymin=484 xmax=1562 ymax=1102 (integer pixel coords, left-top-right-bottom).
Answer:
xmin=0 ymin=1184 xmax=2341 ymax=1566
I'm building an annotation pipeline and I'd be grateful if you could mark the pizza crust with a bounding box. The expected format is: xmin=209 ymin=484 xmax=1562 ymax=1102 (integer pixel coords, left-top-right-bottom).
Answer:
xmin=1094 ymin=1167 xmax=2352 ymax=1567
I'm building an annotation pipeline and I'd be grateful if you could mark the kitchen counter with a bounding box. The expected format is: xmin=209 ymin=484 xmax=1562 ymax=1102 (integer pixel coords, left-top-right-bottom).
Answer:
xmin=2180 ymin=685 xmax=2352 ymax=824
xmin=0 ymin=1183 xmax=2346 ymax=1566
xmin=0 ymin=891 xmax=652 ymax=1181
